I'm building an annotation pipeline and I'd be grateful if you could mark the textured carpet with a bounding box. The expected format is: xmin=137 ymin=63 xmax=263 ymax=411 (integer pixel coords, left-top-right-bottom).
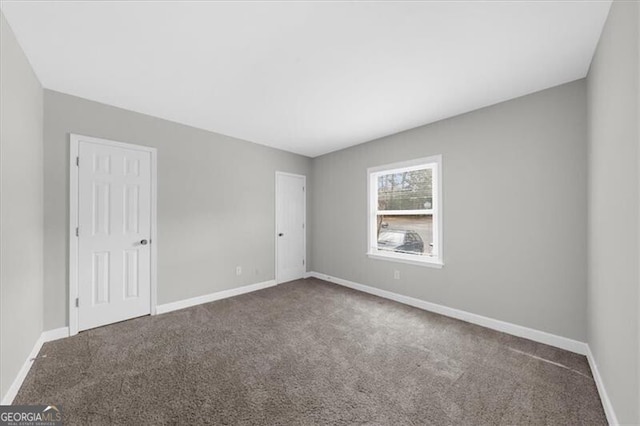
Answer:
xmin=15 ymin=278 xmax=606 ymax=425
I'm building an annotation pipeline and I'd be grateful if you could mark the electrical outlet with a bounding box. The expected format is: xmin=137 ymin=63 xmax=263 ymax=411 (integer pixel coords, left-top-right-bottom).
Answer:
xmin=236 ymin=266 xmax=242 ymax=276
xmin=394 ymin=270 xmax=400 ymax=280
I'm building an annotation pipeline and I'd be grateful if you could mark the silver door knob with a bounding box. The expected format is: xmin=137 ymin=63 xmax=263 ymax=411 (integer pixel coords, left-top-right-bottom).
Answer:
xmin=140 ymin=239 xmax=148 ymax=245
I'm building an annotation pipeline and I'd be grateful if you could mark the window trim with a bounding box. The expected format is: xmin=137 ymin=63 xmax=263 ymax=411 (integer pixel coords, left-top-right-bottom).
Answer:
xmin=366 ymin=155 xmax=443 ymax=268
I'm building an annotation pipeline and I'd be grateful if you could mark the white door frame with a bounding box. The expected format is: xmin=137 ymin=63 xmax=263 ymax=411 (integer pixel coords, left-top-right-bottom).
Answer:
xmin=69 ymin=134 xmax=158 ymax=336
xmin=275 ymin=171 xmax=306 ymax=284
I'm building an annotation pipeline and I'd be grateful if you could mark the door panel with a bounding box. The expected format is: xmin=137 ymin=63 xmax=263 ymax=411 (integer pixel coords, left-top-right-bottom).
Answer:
xmin=276 ymin=173 xmax=306 ymax=284
xmin=78 ymin=141 xmax=151 ymax=331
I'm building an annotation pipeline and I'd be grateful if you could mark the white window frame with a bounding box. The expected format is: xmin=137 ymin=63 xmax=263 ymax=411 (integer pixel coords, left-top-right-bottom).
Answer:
xmin=367 ymin=155 xmax=443 ymax=268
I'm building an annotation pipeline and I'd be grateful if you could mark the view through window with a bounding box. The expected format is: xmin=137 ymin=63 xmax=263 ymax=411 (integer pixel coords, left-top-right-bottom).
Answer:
xmin=368 ymin=156 xmax=442 ymax=266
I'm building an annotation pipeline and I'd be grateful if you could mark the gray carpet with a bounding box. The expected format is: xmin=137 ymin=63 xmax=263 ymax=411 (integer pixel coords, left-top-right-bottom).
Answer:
xmin=15 ymin=278 xmax=606 ymax=425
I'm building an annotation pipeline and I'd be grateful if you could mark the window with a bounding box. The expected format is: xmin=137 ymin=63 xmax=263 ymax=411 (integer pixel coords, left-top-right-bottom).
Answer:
xmin=367 ymin=155 xmax=443 ymax=267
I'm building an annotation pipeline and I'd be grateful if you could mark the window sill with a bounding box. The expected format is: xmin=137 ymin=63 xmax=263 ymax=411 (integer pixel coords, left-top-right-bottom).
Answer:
xmin=367 ymin=252 xmax=444 ymax=269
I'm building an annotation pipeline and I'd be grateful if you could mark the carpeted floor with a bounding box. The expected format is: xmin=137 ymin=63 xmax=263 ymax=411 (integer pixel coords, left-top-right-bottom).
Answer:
xmin=15 ymin=278 xmax=606 ymax=425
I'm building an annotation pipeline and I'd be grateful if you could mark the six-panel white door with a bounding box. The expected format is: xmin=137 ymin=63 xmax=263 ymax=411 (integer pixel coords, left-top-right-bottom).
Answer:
xmin=276 ymin=173 xmax=306 ymax=284
xmin=78 ymin=141 xmax=152 ymax=331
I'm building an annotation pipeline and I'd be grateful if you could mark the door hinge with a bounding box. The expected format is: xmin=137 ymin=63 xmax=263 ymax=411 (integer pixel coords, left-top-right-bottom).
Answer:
xmin=303 ymin=259 xmax=305 ymax=266
xmin=75 ymin=227 xmax=79 ymax=237
xmin=303 ymin=186 xmax=305 ymax=192
xmin=75 ymin=298 xmax=79 ymax=307
xmin=76 ymin=156 xmax=79 ymax=167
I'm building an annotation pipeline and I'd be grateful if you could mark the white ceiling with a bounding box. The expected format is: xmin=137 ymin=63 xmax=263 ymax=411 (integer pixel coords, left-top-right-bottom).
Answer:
xmin=1 ymin=1 xmax=611 ymax=157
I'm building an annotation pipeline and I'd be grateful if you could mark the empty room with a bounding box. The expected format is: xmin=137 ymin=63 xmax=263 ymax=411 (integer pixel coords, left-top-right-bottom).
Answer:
xmin=0 ymin=0 xmax=638 ymax=424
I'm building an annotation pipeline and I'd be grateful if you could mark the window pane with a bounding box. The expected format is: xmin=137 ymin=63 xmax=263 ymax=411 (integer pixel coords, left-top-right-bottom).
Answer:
xmin=377 ymin=168 xmax=432 ymax=210
xmin=376 ymin=214 xmax=434 ymax=256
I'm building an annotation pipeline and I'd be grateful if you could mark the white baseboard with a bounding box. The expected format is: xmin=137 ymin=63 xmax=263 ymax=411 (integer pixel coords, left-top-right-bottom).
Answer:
xmin=586 ymin=346 xmax=619 ymax=425
xmin=156 ymin=280 xmax=277 ymax=315
xmin=1 ymin=327 xmax=69 ymax=405
xmin=306 ymin=271 xmax=588 ymax=355
xmin=41 ymin=327 xmax=70 ymax=342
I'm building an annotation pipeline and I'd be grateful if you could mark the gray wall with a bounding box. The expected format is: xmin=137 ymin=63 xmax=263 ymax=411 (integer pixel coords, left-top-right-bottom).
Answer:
xmin=0 ymin=13 xmax=44 ymax=399
xmin=310 ymin=80 xmax=588 ymax=341
xmin=43 ymin=90 xmax=311 ymax=330
xmin=587 ymin=0 xmax=639 ymax=423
